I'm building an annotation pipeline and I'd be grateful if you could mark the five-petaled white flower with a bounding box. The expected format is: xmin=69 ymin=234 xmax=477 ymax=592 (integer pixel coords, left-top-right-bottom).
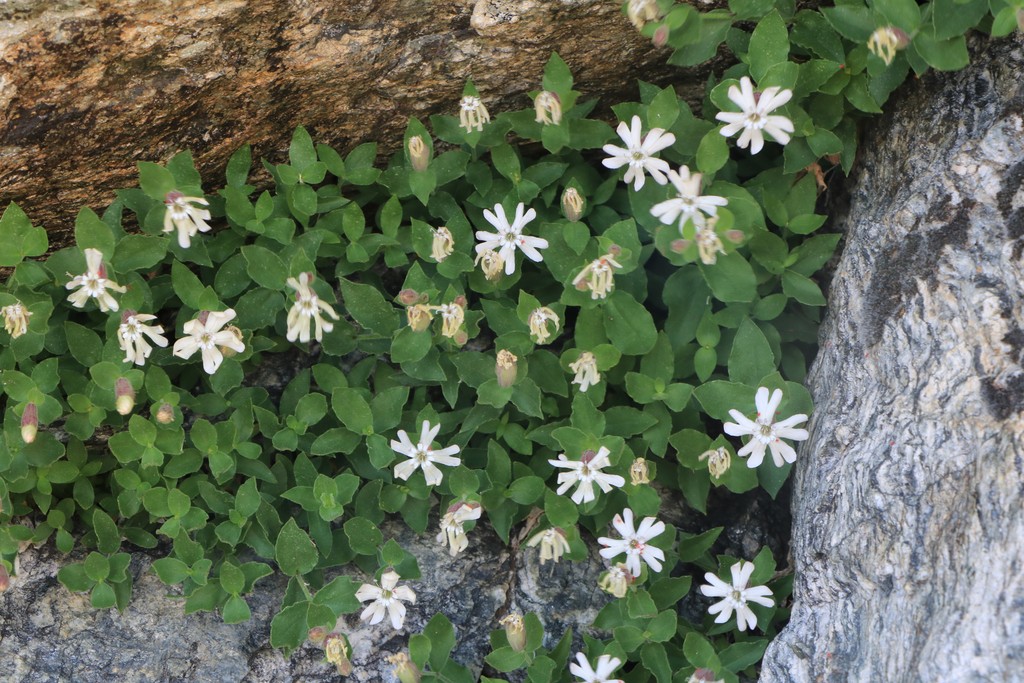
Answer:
xmin=355 ymin=569 xmax=417 ymax=630
xmin=569 ymin=351 xmax=601 ymax=392
xmin=171 ymin=309 xmax=245 ymax=375
xmin=602 ymin=115 xmax=676 ymax=191
xmin=699 ymin=560 xmax=774 ymax=632
xmin=569 ymin=652 xmax=624 ymax=683
xmin=285 ymin=272 xmax=340 ymax=343
xmin=598 ymin=507 xmax=667 ymax=577
xmin=391 ymin=420 xmax=461 ymax=486
xmin=436 ymin=502 xmax=482 ymax=557
xmin=118 ymin=310 xmax=169 ymax=366
xmin=66 ymin=248 xmax=126 ymax=312
xmin=459 ymin=95 xmax=490 ymax=133
xmin=163 ymin=191 xmax=212 ymax=249
xmin=475 ymin=203 xmax=549 ymax=275
xmin=1 ymin=302 xmax=32 ymax=338
xmin=650 ymin=165 xmax=728 ymax=231
xmin=549 ymin=446 xmax=625 ymax=505
xmin=572 ymin=252 xmax=623 ymax=300
xmin=715 ymin=77 xmax=794 ymax=154
xmin=527 ymin=527 xmax=572 ymax=564
xmin=723 ymin=386 xmax=809 ymax=468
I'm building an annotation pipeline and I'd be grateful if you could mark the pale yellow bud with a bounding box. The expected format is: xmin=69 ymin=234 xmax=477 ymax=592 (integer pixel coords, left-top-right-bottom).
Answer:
xmin=388 ymin=652 xmax=422 ymax=683
xmin=499 ymin=613 xmax=527 ymax=652
xmin=1 ymin=301 xmax=32 ymax=338
xmin=474 ymin=248 xmax=505 ymax=281
xmin=431 ymin=226 xmax=455 ymax=262
xmin=495 ymin=349 xmax=518 ymax=388
xmin=20 ymin=402 xmax=37 ymax=444
xmin=534 ymin=90 xmax=562 ymax=125
xmin=699 ymin=447 xmax=731 ymax=478
xmin=561 ymin=187 xmax=585 ymax=222
xmin=629 ymin=457 xmax=650 ymax=485
xmin=115 ymin=378 xmax=135 ymax=416
xmin=324 ymin=633 xmax=352 ymax=676
xmin=155 ymin=402 xmax=175 ymax=425
xmin=407 ymin=304 xmax=434 ymax=332
xmin=407 ymin=135 xmax=430 ymax=172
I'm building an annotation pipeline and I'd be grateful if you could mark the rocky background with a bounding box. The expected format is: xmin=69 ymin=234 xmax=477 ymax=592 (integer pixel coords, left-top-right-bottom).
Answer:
xmin=760 ymin=35 xmax=1024 ymax=682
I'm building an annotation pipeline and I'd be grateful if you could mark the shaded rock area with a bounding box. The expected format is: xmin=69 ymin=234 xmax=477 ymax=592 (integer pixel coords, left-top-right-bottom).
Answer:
xmin=761 ymin=35 xmax=1024 ymax=682
xmin=0 ymin=0 xmax=689 ymax=242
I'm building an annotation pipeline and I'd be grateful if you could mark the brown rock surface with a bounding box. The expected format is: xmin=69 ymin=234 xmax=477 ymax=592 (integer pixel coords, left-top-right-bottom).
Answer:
xmin=0 ymin=0 xmax=680 ymax=244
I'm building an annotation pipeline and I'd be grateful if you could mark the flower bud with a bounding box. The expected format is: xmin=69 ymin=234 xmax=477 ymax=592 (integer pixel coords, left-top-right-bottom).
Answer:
xmin=0 ymin=563 xmax=9 ymax=593
xmin=1 ymin=301 xmax=32 ymax=339
xmin=670 ymin=238 xmax=691 ymax=253
xmin=407 ymin=134 xmax=430 ymax=172
xmin=607 ymin=243 xmax=622 ymax=257
xmin=307 ymin=626 xmax=327 ymax=644
xmin=534 ymin=90 xmax=562 ymax=125
xmin=324 ymin=633 xmax=352 ymax=676
xmin=652 ymin=25 xmax=669 ymax=47
xmin=115 ymin=378 xmax=135 ymax=416
xmin=688 ymin=669 xmax=725 ymax=683
xmin=495 ymin=349 xmax=519 ymax=388
xmin=20 ymin=402 xmax=38 ymax=444
xmin=431 ymin=226 xmax=454 ymax=262
xmin=561 ymin=187 xmax=584 ymax=222
xmin=155 ymin=402 xmax=175 ymax=424
xmin=388 ymin=652 xmax=422 ymax=683
xmin=398 ymin=288 xmax=421 ymax=306
xmin=454 ymin=330 xmax=469 ymax=346
xmin=629 ymin=457 xmax=650 ymax=485
xmin=598 ymin=563 xmax=633 ymax=598
xmin=725 ymin=229 xmax=745 ymax=244
xmin=866 ymin=26 xmax=909 ymax=66
xmin=499 ymin=613 xmax=527 ymax=652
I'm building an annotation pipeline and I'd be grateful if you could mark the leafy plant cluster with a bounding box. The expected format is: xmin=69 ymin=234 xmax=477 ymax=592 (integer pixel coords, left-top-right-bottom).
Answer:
xmin=0 ymin=0 xmax=1007 ymax=680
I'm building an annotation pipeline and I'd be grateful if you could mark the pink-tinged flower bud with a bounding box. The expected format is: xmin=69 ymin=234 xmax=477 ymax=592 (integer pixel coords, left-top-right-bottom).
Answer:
xmin=499 ymin=613 xmax=527 ymax=651
xmin=21 ymin=403 xmax=38 ymax=444
xmin=388 ymin=652 xmax=422 ymax=683
xmin=689 ymin=668 xmax=724 ymax=683
xmin=0 ymin=564 xmax=9 ymax=592
xmin=323 ymin=633 xmax=352 ymax=676
xmin=307 ymin=626 xmax=327 ymax=644
xmin=670 ymin=239 xmax=691 ymax=253
xmin=398 ymin=288 xmax=421 ymax=306
xmin=407 ymin=135 xmax=430 ymax=172
xmin=607 ymin=243 xmax=622 ymax=257
xmin=453 ymin=330 xmax=469 ymax=346
xmin=652 ymin=25 xmax=669 ymax=47
xmin=725 ymin=229 xmax=745 ymax=244
xmin=454 ymin=295 xmax=468 ymax=308
xmin=561 ymin=187 xmax=585 ymax=222
xmin=495 ymin=349 xmax=518 ymax=388
xmin=155 ymin=403 xmax=175 ymax=425
xmin=115 ymin=378 xmax=135 ymax=416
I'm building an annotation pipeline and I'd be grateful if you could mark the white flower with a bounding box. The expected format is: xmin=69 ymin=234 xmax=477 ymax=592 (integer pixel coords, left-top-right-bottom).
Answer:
xmin=602 ymin=115 xmax=675 ymax=191
xmin=695 ymin=219 xmax=726 ymax=265
xmin=715 ymin=77 xmax=794 ymax=154
xmin=391 ymin=420 xmax=462 ymax=486
xmin=723 ymin=386 xmax=809 ymax=468
xmin=406 ymin=303 xmax=434 ymax=332
xmin=597 ymin=507 xmax=667 ymax=577
xmin=171 ymin=309 xmax=245 ymax=375
xmin=548 ymin=446 xmax=625 ymax=505
xmin=528 ymin=306 xmax=560 ymax=344
xmin=569 ymin=351 xmax=601 ymax=392
xmin=355 ymin=569 xmax=417 ymax=630
xmin=163 ymin=191 xmax=212 ymax=249
xmin=626 ymin=0 xmax=661 ymax=29
xmin=118 ymin=310 xmax=169 ymax=366
xmin=650 ymin=165 xmax=728 ymax=231
xmin=569 ymin=652 xmax=624 ymax=683
xmin=535 ymin=90 xmax=562 ymax=125
xmin=572 ymin=252 xmax=623 ymax=300
xmin=65 ymin=248 xmax=127 ymax=312
xmin=431 ymin=226 xmax=455 ymax=262
xmin=526 ymin=527 xmax=571 ymax=564
xmin=459 ymin=95 xmax=490 ymax=133
xmin=1 ymin=302 xmax=32 ymax=338
xmin=598 ymin=563 xmax=633 ymax=598
xmin=699 ymin=560 xmax=775 ymax=632
xmin=436 ymin=502 xmax=482 ymax=557
xmin=285 ymin=272 xmax=340 ymax=343
xmin=474 ymin=203 xmax=549 ymax=275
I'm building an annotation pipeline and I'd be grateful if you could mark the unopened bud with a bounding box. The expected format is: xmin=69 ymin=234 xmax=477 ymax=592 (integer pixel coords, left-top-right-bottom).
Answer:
xmin=0 ymin=564 xmax=9 ymax=592
xmin=20 ymin=402 xmax=37 ymax=444
xmin=495 ymin=349 xmax=518 ymax=388
xmin=398 ymin=288 xmax=421 ymax=306
xmin=454 ymin=295 xmax=467 ymax=307
xmin=388 ymin=652 xmax=422 ymax=683
xmin=629 ymin=457 xmax=650 ymax=485
xmin=155 ymin=403 xmax=175 ymax=425
xmin=652 ymin=25 xmax=669 ymax=47
xmin=115 ymin=378 xmax=135 ymax=416
xmin=499 ymin=613 xmax=527 ymax=652
xmin=307 ymin=626 xmax=327 ymax=644
xmin=725 ymin=229 xmax=745 ymax=244
xmin=561 ymin=187 xmax=585 ymax=222
xmin=670 ymin=239 xmax=691 ymax=253
xmin=688 ymin=669 xmax=724 ymax=683
xmin=323 ymin=633 xmax=353 ymax=676
xmin=607 ymin=243 xmax=622 ymax=257
xmin=407 ymin=135 xmax=430 ymax=172
xmin=454 ymin=330 xmax=469 ymax=346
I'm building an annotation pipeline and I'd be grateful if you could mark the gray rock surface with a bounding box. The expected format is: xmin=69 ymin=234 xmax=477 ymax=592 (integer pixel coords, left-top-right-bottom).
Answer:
xmin=760 ymin=36 xmax=1024 ymax=682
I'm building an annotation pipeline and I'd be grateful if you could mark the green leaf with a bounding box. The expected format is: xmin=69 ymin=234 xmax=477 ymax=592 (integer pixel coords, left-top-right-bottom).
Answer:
xmin=74 ymin=208 xmax=116 ymax=255
xmin=728 ymin=319 xmax=777 ymax=385
xmin=270 ymin=602 xmax=310 ymax=650
xmin=782 ymin=270 xmax=827 ymax=305
xmin=911 ymin=33 xmax=969 ymax=72
xmin=222 ymin=594 xmax=251 ymax=623
xmin=332 ymin=388 xmax=374 ymax=435
xmin=602 ymin=291 xmax=658 ymax=355
xmin=683 ymin=632 xmax=722 ymax=669
xmin=425 ymin=612 xmax=456 ymax=672
xmin=700 ymin=253 xmax=757 ymax=302
xmin=220 ymin=562 xmax=245 ymax=594
xmin=137 ymin=162 xmax=177 ymax=200
xmin=275 ymin=519 xmax=319 ymax=576
xmin=696 ymin=129 xmax=730 ymax=174
xmin=821 ymin=5 xmax=874 ymax=42
xmin=241 ymin=245 xmax=287 ymax=291
xmin=114 ymin=235 xmax=169 ymax=271
xmin=226 ymin=145 xmax=252 ymax=187
xmin=64 ymin=321 xmax=103 ymax=367
xmin=339 ymin=278 xmax=399 ymax=336
xmin=289 ymin=126 xmax=318 ymax=170
xmin=0 ymin=202 xmax=48 ymax=266
xmin=343 ymin=517 xmax=383 ymax=555
xmin=93 ymin=509 xmax=121 ymax=554
xmin=640 ymin=642 xmax=672 ymax=683
xmin=748 ymin=11 xmax=790 ymax=82
xmin=58 ymin=563 xmax=94 ymax=592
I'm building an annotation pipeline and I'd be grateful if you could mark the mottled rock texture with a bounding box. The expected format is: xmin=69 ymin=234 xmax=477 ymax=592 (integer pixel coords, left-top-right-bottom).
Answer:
xmin=0 ymin=0 xmax=684 ymax=243
xmin=761 ymin=36 xmax=1024 ymax=682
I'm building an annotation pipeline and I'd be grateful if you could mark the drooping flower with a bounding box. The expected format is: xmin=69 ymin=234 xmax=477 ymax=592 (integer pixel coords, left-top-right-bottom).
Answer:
xmin=407 ymin=135 xmax=430 ymax=172
xmin=431 ymin=226 xmax=455 ymax=262
xmin=406 ymin=304 xmax=434 ymax=332
xmin=65 ymin=248 xmax=126 ymax=312
xmin=572 ymin=252 xmax=623 ymax=300
xmin=355 ymin=569 xmax=417 ymax=630
xmin=626 ymin=0 xmax=661 ymax=30
xmin=475 ymin=203 xmax=549 ymax=275
xmin=723 ymin=387 xmax=809 ymax=468
xmin=597 ymin=507 xmax=667 ymax=577
xmin=499 ymin=614 xmax=527 ymax=652
xmin=526 ymin=527 xmax=571 ymax=564
xmin=598 ymin=563 xmax=633 ymax=598
xmin=459 ymin=95 xmax=490 ymax=133
xmin=323 ymin=633 xmax=353 ymax=676
xmin=117 ymin=310 xmax=169 ymax=366
xmin=561 ymin=187 xmax=585 ymax=222
xmin=569 ymin=351 xmax=601 ymax=392
xmin=436 ymin=502 xmax=482 ymax=556
xmin=1 ymin=301 xmax=31 ymax=338
xmin=569 ymin=652 xmax=624 ymax=683
xmin=629 ymin=457 xmax=650 ymax=485
xmin=695 ymin=219 xmax=726 ymax=265
xmin=528 ymin=306 xmax=560 ymax=344
xmin=867 ymin=26 xmax=909 ymax=66
xmin=650 ymin=165 xmax=728 ymax=231
xmin=171 ymin=309 xmax=246 ymax=375
xmin=285 ymin=272 xmax=340 ymax=343
xmin=431 ymin=301 xmax=465 ymax=339
xmin=602 ymin=115 xmax=675 ymax=191
xmin=699 ymin=560 xmax=775 ymax=632
xmin=715 ymin=77 xmax=794 ymax=154
xmin=163 ymin=191 xmax=212 ymax=249
xmin=495 ymin=349 xmax=518 ymax=388
xmin=474 ymin=248 xmax=506 ymax=281
xmin=391 ymin=420 xmax=461 ymax=486
xmin=534 ymin=90 xmax=562 ymax=125
xmin=549 ymin=447 xmax=626 ymax=505
xmin=699 ymin=446 xmax=731 ymax=478
xmin=388 ymin=652 xmax=422 ymax=683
